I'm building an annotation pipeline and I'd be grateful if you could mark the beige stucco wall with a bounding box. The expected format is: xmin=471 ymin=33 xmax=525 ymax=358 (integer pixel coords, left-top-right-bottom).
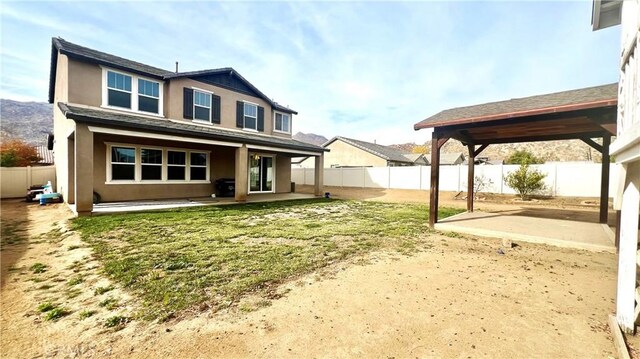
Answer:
xmin=275 ymin=155 xmax=291 ymax=193
xmin=52 ymin=53 xmax=74 ymax=201
xmin=68 ymin=58 xmax=101 ymax=107
xmin=299 ymin=140 xmax=387 ymax=168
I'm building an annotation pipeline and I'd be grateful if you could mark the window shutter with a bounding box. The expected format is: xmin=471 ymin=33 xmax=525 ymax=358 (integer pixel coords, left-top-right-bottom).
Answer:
xmin=183 ymin=88 xmax=193 ymax=119
xmin=257 ymin=106 xmax=264 ymax=132
xmin=212 ymin=95 xmax=221 ymax=124
xmin=236 ymin=101 xmax=244 ymax=128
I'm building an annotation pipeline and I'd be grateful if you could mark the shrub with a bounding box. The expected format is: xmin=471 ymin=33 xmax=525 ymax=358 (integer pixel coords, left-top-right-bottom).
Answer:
xmin=505 ymin=150 xmax=544 ymax=165
xmin=504 ymin=162 xmax=547 ymax=200
xmin=0 ymin=139 xmax=41 ymax=167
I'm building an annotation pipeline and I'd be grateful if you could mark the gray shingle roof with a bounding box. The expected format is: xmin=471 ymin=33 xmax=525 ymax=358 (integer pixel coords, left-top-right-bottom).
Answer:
xmin=58 ymin=103 xmax=325 ymax=154
xmin=439 ymin=152 xmax=465 ymax=165
xmin=414 ymin=83 xmax=618 ymax=130
xmin=326 ymin=137 xmax=413 ymax=163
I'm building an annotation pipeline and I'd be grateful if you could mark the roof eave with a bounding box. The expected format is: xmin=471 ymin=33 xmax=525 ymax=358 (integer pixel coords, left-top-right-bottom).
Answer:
xmin=592 ymin=0 xmax=622 ymax=31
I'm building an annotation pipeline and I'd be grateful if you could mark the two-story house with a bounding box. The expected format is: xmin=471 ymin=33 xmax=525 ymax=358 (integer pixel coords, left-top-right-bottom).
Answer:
xmin=48 ymin=37 xmax=325 ymax=215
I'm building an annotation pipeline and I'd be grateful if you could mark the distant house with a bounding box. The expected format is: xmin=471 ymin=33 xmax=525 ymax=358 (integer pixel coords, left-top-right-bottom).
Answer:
xmin=439 ymin=152 xmax=465 ymax=165
xmin=402 ymin=153 xmax=429 ymax=166
xmin=35 ymin=145 xmax=54 ymax=165
xmin=297 ymin=136 xmax=419 ymax=168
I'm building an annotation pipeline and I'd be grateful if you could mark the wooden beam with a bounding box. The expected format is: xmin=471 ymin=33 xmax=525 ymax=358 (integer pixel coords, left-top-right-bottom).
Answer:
xmin=429 ymin=132 xmax=441 ymax=228
xmin=608 ymin=314 xmax=632 ymax=359
xmin=446 ymin=131 xmax=607 ymax=146
xmin=473 ymin=144 xmax=489 ymax=157
xmin=467 ymin=144 xmax=475 ymax=212
xmin=458 ymin=130 xmax=475 ymax=145
xmin=600 ymin=134 xmax=611 ymax=224
xmin=581 ymin=137 xmax=603 ymax=153
xmin=437 ymin=137 xmax=449 ymax=149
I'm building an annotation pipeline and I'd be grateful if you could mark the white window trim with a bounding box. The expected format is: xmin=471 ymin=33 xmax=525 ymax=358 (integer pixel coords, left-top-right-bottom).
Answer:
xmin=243 ymin=101 xmax=258 ymax=131
xmin=109 ymin=145 xmax=136 ymax=182
xmin=167 ymin=150 xmax=187 ymax=181
xmin=189 ymin=151 xmax=208 ymax=181
xmin=193 ymin=89 xmax=212 ymax=123
xmin=105 ymin=142 xmax=210 ymax=184
xmin=140 ymin=147 xmax=164 ymax=181
xmin=101 ymin=67 xmax=164 ymax=117
xmin=248 ymin=153 xmax=276 ymax=194
xmin=273 ymin=111 xmax=291 ymax=134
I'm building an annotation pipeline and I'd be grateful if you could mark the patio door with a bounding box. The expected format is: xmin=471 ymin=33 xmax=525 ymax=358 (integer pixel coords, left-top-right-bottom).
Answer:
xmin=249 ymin=154 xmax=273 ymax=193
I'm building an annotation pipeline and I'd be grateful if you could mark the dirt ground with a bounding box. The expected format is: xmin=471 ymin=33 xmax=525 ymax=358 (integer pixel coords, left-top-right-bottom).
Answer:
xmin=0 ymin=198 xmax=621 ymax=358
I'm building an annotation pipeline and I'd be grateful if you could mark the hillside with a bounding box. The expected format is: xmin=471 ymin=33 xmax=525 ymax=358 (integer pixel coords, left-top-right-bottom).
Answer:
xmin=1 ymin=99 xmax=53 ymax=146
xmin=293 ymin=132 xmax=328 ymax=146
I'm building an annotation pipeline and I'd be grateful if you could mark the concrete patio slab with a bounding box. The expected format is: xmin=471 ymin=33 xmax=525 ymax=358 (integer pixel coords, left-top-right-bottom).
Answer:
xmin=82 ymin=193 xmax=318 ymax=214
xmin=436 ymin=209 xmax=616 ymax=252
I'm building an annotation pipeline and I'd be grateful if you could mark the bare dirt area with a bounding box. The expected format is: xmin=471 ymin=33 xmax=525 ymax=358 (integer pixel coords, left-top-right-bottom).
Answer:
xmin=1 ymin=199 xmax=619 ymax=358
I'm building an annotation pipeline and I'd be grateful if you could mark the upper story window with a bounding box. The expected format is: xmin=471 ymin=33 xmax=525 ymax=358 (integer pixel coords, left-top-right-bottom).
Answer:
xmin=243 ymin=103 xmax=258 ymax=130
xmin=107 ymin=72 xmax=132 ymax=109
xmin=193 ymin=90 xmax=212 ymax=122
xmin=103 ymin=69 xmax=163 ymax=116
xmin=138 ymin=79 xmax=160 ymax=114
xmin=274 ymin=112 xmax=291 ymax=133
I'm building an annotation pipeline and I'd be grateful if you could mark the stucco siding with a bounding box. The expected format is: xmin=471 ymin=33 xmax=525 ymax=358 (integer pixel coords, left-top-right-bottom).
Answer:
xmin=275 ymin=155 xmax=291 ymax=193
xmin=68 ymin=58 xmax=102 ymax=107
xmin=321 ymin=140 xmax=387 ymax=168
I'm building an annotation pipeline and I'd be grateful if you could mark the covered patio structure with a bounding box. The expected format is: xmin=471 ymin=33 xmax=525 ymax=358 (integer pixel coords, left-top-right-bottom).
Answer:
xmin=414 ymin=83 xmax=618 ymax=229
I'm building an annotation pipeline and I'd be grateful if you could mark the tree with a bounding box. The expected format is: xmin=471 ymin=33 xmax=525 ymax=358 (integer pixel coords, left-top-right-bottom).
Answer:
xmin=505 ymin=150 xmax=544 ymax=165
xmin=504 ymin=162 xmax=547 ymax=200
xmin=411 ymin=144 xmax=428 ymax=154
xmin=0 ymin=139 xmax=41 ymax=167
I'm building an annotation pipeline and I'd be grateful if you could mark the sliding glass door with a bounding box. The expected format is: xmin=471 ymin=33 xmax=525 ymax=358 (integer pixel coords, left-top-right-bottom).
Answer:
xmin=249 ymin=154 xmax=273 ymax=192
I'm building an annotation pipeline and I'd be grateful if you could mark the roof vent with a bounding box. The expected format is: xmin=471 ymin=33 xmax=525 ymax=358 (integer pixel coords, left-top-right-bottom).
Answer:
xmin=175 ymin=61 xmax=179 ymax=73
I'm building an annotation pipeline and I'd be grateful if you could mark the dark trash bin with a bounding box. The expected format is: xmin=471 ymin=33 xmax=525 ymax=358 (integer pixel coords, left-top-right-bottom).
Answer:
xmin=291 ymin=182 xmax=295 ymax=193
xmin=215 ymin=178 xmax=235 ymax=197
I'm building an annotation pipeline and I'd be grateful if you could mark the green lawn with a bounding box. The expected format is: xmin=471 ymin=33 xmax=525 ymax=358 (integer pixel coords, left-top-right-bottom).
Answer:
xmin=72 ymin=199 xmax=462 ymax=320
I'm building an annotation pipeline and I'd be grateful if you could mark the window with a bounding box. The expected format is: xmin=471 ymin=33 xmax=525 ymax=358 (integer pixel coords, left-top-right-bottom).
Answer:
xmin=167 ymin=151 xmax=186 ymax=180
xmin=103 ymin=69 xmax=163 ymax=115
xmin=190 ymin=152 xmax=207 ymax=180
xmin=249 ymin=154 xmax=273 ymax=192
xmin=138 ymin=79 xmax=160 ymax=114
xmin=107 ymin=71 xmax=132 ymax=109
xmin=111 ymin=146 xmax=135 ymax=180
xmin=194 ymin=91 xmax=212 ymax=122
xmin=141 ymin=148 xmax=162 ymax=180
xmin=244 ymin=103 xmax=257 ymax=130
xmin=274 ymin=113 xmax=291 ymax=133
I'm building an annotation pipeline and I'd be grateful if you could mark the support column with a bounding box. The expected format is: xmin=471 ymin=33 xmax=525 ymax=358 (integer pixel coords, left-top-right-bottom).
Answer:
xmin=235 ymin=145 xmax=248 ymax=202
xmin=74 ymin=123 xmax=93 ymax=215
xmin=615 ymin=162 xmax=640 ymax=333
xmin=429 ymin=132 xmax=441 ymax=228
xmin=600 ymin=134 xmax=611 ymax=224
xmin=314 ymin=154 xmax=324 ymax=196
xmin=467 ymin=144 xmax=475 ymax=212
xmin=67 ymin=137 xmax=75 ymax=204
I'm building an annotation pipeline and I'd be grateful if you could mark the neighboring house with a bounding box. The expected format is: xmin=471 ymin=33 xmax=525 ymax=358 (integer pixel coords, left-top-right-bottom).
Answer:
xmin=440 ymin=152 xmax=465 ymax=165
xmin=35 ymin=145 xmax=54 ymax=165
xmin=402 ymin=153 xmax=430 ymax=166
xmin=463 ymin=157 xmax=502 ymax=165
xmin=297 ymin=136 xmax=417 ymax=168
xmin=48 ymin=38 xmax=325 ymax=215
xmin=593 ymin=0 xmax=640 ymax=334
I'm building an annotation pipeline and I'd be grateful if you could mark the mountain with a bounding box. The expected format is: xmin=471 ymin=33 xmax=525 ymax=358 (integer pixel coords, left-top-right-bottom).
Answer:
xmin=1 ymin=99 xmax=53 ymax=146
xmin=293 ymin=132 xmax=328 ymax=146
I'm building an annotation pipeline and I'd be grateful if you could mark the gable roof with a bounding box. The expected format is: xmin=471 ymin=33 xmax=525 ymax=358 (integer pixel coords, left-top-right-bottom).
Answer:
xmin=325 ymin=136 xmax=414 ymax=164
xmin=48 ymin=38 xmax=297 ymax=113
xmin=414 ymin=83 xmax=618 ymax=130
xmin=402 ymin=153 xmax=428 ymax=164
xmin=58 ymin=103 xmax=324 ymax=154
xmin=440 ymin=152 xmax=465 ymax=165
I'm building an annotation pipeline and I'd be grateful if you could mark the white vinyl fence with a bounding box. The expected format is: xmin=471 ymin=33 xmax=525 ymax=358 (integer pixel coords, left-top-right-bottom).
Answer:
xmin=1 ymin=166 xmax=56 ymax=199
xmin=292 ymin=163 xmax=621 ymax=198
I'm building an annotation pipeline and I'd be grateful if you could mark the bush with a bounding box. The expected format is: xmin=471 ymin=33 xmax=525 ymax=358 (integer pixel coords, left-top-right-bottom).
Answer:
xmin=504 ymin=162 xmax=546 ymax=200
xmin=505 ymin=150 xmax=544 ymax=165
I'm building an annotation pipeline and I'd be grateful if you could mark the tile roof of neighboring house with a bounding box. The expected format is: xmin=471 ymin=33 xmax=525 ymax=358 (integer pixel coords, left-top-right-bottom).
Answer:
xmin=35 ymin=145 xmax=54 ymax=164
xmin=402 ymin=153 xmax=428 ymax=163
xmin=414 ymin=83 xmax=618 ymax=130
xmin=325 ymin=136 xmax=414 ymax=164
xmin=58 ymin=103 xmax=325 ymax=154
xmin=439 ymin=152 xmax=465 ymax=165
xmin=48 ymin=38 xmax=296 ymax=113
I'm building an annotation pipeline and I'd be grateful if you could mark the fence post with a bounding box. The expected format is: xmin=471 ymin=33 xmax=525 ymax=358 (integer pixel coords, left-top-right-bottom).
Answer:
xmin=362 ymin=167 xmax=365 ymax=188
xmin=388 ymin=166 xmax=391 ymax=189
xmin=26 ymin=166 xmax=32 ymax=189
xmin=500 ymin=163 xmax=504 ymax=194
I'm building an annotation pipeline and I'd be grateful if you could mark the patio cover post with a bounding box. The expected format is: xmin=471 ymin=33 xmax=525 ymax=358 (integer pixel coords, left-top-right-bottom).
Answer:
xmin=74 ymin=123 xmax=93 ymax=215
xmin=429 ymin=132 xmax=448 ymax=227
xmin=600 ymin=133 xmax=611 ymax=223
xmin=467 ymin=144 xmax=475 ymax=212
xmin=235 ymin=145 xmax=248 ymax=202
xmin=314 ymin=155 xmax=324 ymax=196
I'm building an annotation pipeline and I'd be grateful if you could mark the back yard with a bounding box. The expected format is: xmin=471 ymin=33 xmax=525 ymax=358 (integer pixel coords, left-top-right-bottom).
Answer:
xmin=1 ymin=198 xmax=618 ymax=358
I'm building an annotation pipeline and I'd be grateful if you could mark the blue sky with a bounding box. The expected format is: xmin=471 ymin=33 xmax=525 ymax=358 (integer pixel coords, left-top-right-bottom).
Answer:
xmin=1 ymin=1 xmax=620 ymax=145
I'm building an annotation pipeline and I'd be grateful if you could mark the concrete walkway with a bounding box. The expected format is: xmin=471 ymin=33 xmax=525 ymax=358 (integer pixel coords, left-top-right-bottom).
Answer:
xmin=436 ymin=208 xmax=616 ymax=252
xmin=88 ymin=193 xmax=317 ymax=214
